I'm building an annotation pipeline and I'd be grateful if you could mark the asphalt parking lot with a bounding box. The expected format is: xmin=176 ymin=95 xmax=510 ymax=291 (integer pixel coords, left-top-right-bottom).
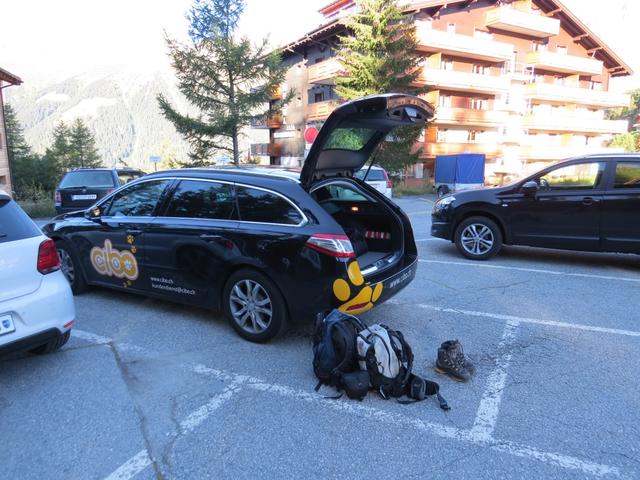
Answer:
xmin=3 ymin=196 xmax=640 ymax=480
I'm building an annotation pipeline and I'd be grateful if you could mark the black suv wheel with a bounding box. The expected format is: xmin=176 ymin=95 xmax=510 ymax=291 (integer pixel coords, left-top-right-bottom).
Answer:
xmin=454 ymin=216 xmax=502 ymax=260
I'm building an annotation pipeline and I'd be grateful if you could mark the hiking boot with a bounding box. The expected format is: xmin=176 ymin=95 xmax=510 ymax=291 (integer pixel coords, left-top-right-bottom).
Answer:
xmin=435 ymin=341 xmax=472 ymax=382
xmin=445 ymin=339 xmax=476 ymax=376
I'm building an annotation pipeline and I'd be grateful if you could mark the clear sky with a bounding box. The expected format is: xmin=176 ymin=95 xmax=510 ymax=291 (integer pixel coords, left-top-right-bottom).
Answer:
xmin=1 ymin=0 xmax=637 ymax=91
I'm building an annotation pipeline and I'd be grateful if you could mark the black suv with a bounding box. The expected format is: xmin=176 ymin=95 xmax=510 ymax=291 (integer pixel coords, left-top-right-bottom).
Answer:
xmin=431 ymin=154 xmax=640 ymax=260
xmin=43 ymin=94 xmax=434 ymax=342
xmin=54 ymin=168 xmax=146 ymax=214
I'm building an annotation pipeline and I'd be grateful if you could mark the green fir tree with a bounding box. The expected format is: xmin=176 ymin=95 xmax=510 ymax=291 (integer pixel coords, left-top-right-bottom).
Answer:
xmin=336 ymin=0 xmax=428 ymax=175
xmin=158 ymin=0 xmax=293 ymax=166
xmin=68 ymin=118 xmax=102 ymax=169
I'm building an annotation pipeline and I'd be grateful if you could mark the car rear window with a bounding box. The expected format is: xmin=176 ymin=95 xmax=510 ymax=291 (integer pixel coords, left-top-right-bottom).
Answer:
xmin=0 ymin=198 xmax=42 ymax=244
xmin=59 ymin=171 xmax=115 ymax=189
xmin=117 ymin=170 xmax=145 ymax=185
xmin=236 ymin=186 xmax=303 ymax=225
xmin=355 ymin=169 xmax=385 ymax=181
xmin=323 ymin=128 xmax=377 ymax=151
xmin=165 ymin=180 xmax=235 ymax=220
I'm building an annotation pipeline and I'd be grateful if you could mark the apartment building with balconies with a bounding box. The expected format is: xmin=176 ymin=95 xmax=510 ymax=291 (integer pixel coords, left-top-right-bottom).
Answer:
xmin=254 ymin=0 xmax=632 ymax=183
xmin=0 ymin=67 xmax=23 ymax=195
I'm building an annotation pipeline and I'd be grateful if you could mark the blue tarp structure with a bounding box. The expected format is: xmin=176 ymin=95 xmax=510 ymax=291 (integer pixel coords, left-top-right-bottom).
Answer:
xmin=435 ymin=154 xmax=485 ymax=184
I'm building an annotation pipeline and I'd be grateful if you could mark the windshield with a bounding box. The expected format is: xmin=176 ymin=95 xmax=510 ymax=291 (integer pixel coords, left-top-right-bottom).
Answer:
xmin=60 ymin=171 xmax=115 ymax=189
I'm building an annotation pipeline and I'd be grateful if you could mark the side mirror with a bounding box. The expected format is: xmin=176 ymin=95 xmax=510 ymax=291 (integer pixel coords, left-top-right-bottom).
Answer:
xmin=85 ymin=207 xmax=103 ymax=222
xmin=521 ymin=181 xmax=539 ymax=197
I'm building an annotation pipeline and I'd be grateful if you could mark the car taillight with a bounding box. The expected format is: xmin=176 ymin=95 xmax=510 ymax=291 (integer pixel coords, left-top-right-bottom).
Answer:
xmin=383 ymin=170 xmax=392 ymax=189
xmin=37 ymin=239 xmax=61 ymax=274
xmin=54 ymin=190 xmax=61 ymax=206
xmin=305 ymin=234 xmax=355 ymax=258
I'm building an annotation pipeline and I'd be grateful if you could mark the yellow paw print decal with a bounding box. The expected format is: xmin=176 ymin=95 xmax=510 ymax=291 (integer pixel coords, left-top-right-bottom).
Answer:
xmin=333 ymin=261 xmax=383 ymax=315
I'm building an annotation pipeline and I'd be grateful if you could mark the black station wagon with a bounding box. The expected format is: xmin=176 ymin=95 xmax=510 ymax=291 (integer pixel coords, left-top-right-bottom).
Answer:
xmin=43 ymin=94 xmax=434 ymax=341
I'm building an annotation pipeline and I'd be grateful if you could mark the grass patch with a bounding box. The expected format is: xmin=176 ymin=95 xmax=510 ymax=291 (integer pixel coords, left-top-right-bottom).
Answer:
xmin=18 ymin=199 xmax=56 ymax=218
xmin=392 ymin=184 xmax=434 ymax=197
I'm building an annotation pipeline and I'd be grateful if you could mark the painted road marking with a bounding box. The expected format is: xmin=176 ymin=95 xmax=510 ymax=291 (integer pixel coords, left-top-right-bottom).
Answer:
xmin=69 ymin=330 xmax=623 ymax=479
xmin=470 ymin=320 xmax=519 ymax=441
xmin=418 ymin=259 xmax=640 ymax=284
xmin=386 ymin=301 xmax=640 ymax=337
xmin=415 ymin=238 xmax=440 ymax=242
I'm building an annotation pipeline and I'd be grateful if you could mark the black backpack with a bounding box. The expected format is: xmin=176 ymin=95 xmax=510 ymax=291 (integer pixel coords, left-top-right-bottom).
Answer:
xmin=312 ymin=310 xmax=369 ymax=400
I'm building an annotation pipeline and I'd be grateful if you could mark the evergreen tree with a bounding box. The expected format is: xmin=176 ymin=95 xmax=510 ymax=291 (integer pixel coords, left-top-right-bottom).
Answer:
xmin=4 ymin=104 xmax=59 ymax=197
xmin=45 ymin=121 xmax=72 ymax=172
xmin=158 ymin=0 xmax=293 ymax=166
xmin=335 ymin=0 xmax=428 ymax=175
xmin=68 ymin=118 xmax=102 ymax=168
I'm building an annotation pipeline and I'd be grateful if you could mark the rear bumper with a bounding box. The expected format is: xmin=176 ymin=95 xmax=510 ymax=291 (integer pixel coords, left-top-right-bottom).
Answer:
xmin=0 ymin=270 xmax=75 ymax=355
xmin=0 ymin=328 xmax=65 ymax=357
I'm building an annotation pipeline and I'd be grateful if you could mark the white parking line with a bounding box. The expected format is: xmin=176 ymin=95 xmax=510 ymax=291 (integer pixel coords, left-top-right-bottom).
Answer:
xmin=418 ymin=259 xmax=640 ymax=284
xmin=470 ymin=320 xmax=519 ymax=441
xmin=386 ymin=301 xmax=640 ymax=337
xmin=71 ymin=331 xmax=623 ymax=478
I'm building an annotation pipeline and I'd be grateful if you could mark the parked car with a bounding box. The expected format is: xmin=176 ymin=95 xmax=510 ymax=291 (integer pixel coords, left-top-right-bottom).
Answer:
xmin=354 ymin=165 xmax=393 ymax=198
xmin=55 ymin=168 xmax=146 ymax=214
xmin=42 ymin=94 xmax=434 ymax=342
xmin=431 ymin=154 xmax=640 ymax=260
xmin=0 ymin=191 xmax=75 ymax=358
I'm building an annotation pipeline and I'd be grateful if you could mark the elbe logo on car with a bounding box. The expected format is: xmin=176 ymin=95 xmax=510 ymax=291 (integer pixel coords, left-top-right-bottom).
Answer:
xmin=90 ymin=239 xmax=139 ymax=281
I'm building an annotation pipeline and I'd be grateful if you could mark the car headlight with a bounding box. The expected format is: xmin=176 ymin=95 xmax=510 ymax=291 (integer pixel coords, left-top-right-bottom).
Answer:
xmin=434 ymin=195 xmax=456 ymax=211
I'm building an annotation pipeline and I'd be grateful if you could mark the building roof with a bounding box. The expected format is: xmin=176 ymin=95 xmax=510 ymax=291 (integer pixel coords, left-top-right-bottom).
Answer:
xmin=284 ymin=0 xmax=632 ymax=76
xmin=0 ymin=67 xmax=22 ymax=86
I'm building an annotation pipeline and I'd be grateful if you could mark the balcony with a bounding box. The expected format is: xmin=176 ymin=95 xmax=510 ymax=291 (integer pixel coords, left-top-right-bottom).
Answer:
xmin=415 ymin=24 xmax=513 ymax=62
xmin=434 ymin=107 xmax=508 ymax=127
xmin=523 ymin=113 xmax=629 ymax=134
xmin=520 ymin=144 xmax=625 ymax=161
xmin=418 ymin=68 xmax=511 ymax=95
xmin=423 ymin=142 xmax=503 ymax=158
xmin=266 ymin=114 xmax=283 ymax=129
xmin=526 ymin=51 xmax=603 ymax=76
xmin=486 ymin=7 xmax=560 ymax=38
xmin=525 ymin=83 xmax=631 ymax=108
xmin=307 ymin=100 xmax=340 ymax=122
xmin=307 ymin=58 xmax=345 ymax=85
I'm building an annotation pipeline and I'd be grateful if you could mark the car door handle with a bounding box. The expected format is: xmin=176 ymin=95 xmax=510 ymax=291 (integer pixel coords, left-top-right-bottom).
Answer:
xmin=582 ymin=197 xmax=599 ymax=206
xmin=126 ymin=229 xmax=143 ymax=235
xmin=200 ymin=234 xmax=221 ymax=241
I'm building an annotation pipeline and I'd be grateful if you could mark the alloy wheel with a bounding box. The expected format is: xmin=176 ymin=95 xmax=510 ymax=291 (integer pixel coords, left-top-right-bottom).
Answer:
xmin=58 ymin=248 xmax=76 ymax=285
xmin=229 ymin=279 xmax=273 ymax=334
xmin=460 ymin=223 xmax=494 ymax=256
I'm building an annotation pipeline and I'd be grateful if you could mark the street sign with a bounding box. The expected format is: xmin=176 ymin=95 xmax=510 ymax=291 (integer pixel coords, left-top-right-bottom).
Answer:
xmin=149 ymin=156 xmax=161 ymax=163
xmin=304 ymin=127 xmax=319 ymax=144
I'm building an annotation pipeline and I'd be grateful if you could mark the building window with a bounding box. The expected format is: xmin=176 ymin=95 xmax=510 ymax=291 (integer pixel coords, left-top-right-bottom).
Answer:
xmin=590 ymin=81 xmax=602 ymax=91
xmin=437 ymin=128 xmax=448 ymax=142
xmin=470 ymin=98 xmax=488 ymax=110
xmin=314 ymin=92 xmax=324 ymax=103
xmin=532 ymin=40 xmax=547 ymax=52
xmin=474 ymin=29 xmax=492 ymax=40
xmin=556 ymin=45 xmax=568 ymax=54
xmin=0 ymin=176 xmax=6 ymax=186
xmin=468 ymin=130 xmax=485 ymax=142
xmin=472 ymin=64 xmax=489 ymax=75
xmin=439 ymin=95 xmax=452 ymax=108
xmin=440 ymin=59 xmax=453 ymax=71
xmin=447 ymin=23 xmax=456 ymax=33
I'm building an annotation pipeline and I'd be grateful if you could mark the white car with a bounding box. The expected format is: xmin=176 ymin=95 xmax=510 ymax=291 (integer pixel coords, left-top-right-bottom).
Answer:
xmin=354 ymin=165 xmax=393 ymax=198
xmin=0 ymin=191 xmax=75 ymax=357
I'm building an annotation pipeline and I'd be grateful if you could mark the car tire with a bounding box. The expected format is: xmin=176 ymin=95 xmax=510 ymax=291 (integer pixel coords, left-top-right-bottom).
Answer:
xmin=437 ymin=185 xmax=450 ymax=198
xmin=31 ymin=330 xmax=71 ymax=355
xmin=56 ymin=240 xmax=88 ymax=294
xmin=454 ymin=216 xmax=502 ymax=260
xmin=222 ymin=268 xmax=288 ymax=343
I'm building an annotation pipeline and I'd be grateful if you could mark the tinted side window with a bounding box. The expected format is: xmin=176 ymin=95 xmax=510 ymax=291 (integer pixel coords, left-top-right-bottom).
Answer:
xmin=0 ymin=199 xmax=42 ymax=244
xmin=236 ymin=186 xmax=303 ymax=225
xmin=165 ymin=180 xmax=235 ymax=219
xmin=105 ymin=180 xmax=170 ymax=217
xmin=538 ymin=162 xmax=605 ymax=190
xmin=614 ymin=162 xmax=640 ymax=189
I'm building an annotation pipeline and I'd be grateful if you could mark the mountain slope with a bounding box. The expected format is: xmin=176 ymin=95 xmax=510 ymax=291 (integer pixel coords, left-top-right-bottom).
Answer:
xmin=6 ymin=67 xmax=191 ymax=169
